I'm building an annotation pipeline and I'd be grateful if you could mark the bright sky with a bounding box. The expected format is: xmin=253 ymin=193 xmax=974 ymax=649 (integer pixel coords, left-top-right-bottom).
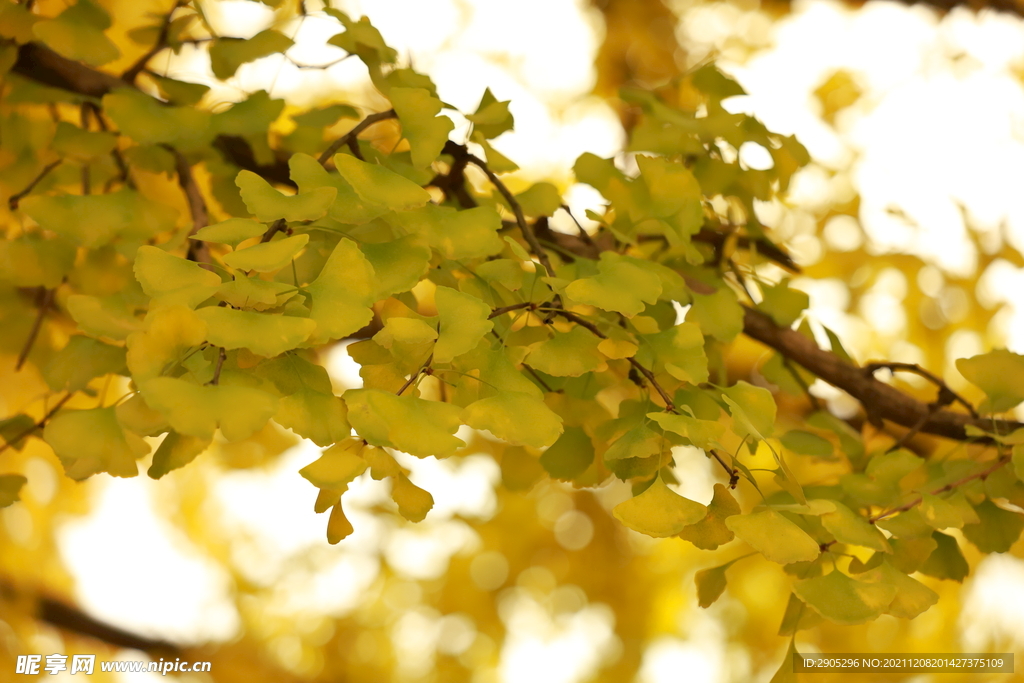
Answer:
xmin=46 ymin=1 xmax=1024 ymax=681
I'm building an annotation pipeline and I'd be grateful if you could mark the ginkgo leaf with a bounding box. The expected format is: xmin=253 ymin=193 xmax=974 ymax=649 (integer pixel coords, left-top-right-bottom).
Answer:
xmin=961 ymin=499 xmax=1024 ymax=553
xmin=648 ymin=412 xmax=725 ymax=451
xmin=103 ymin=89 xmax=212 ymax=148
xmin=526 ymin=326 xmax=607 ymax=377
xmin=820 ymin=501 xmax=891 ymax=552
xmin=22 ymin=190 xmax=178 ymax=249
xmin=325 ymin=11 xmax=397 ymax=64
xmin=257 ymin=353 xmax=349 ymax=446
xmin=346 ymin=388 xmax=464 ymax=457
xmin=192 ymin=218 xmax=266 ymax=246
xmin=540 ymin=426 xmax=595 ymax=481
xmin=388 ymin=205 xmax=504 ymax=260
xmin=374 ymin=316 xmax=437 ymax=348
xmin=126 ymin=306 xmax=207 ymax=381
xmin=726 ymin=509 xmax=820 ymax=564
xmin=679 ymin=483 xmax=741 ymax=550
xmin=793 ymin=570 xmax=897 ymax=625
xmin=613 ymin=474 xmax=707 ymax=537
xmin=757 ymin=279 xmax=809 ymax=328
xmin=0 ymin=235 xmax=76 ymax=289
xmin=195 ymin=307 xmax=316 ymax=358
xmin=216 ymin=277 xmax=295 ymax=310
xmin=66 ymin=295 xmax=142 ymax=341
xmin=695 ymin=557 xmax=740 ymax=608
xmin=236 ymin=170 xmax=336 ymax=222
xmin=149 ymin=74 xmax=209 ymax=106
xmin=390 ymin=87 xmax=454 ymax=168
xmin=918 ymin=531 xmax=969 ymax=582
xmin=333 ymin=153 xmax=431 ymax=211
xmin=44 ymin=336 xmax=126 ymax=392
xmin=722 ymin=381 xmax=776 ymax=440
xmin=362 ymin=236 xmax=431 ymax=300
xmin=468 ymin=88 xmax=514 ymax=139
xmin=565 ymin=252 xmax=662 ymax=317
xmin=434 ymin=286 xmax=494 ymax=363
xmin=300 ymin=440 xmax=367 ymax=489
xmin=857 ymin=560 xmax=938 ymax=620
xmin=463 ymin=392 xmax=563 ymax=448
xmin=635 ymin=323 xmax=708 ymax=384
xmin=605 ymin=424 xmax=663 ymax=461
xmin=32 ymin=0 xmax=119 ymax=66
xmin=515 ymin=182 xmax=562 ymax=218
xmin=0 ymin=415 xmax=36 ymax=452
xmin=222 ymin=234 xmax=309 ymax=273
xmin=781 ymin=430 xmax=833 ymax=458
xmin=392 ymin=473 xmax=434 ymax=522
xmin=327 ymin=500 xmax=354 ymax=544
xmin=686 ymin=287 xmax=744 ymax=342
xmin=140 ymin=377 xmax=277 ymax=442
xmin=0 ymin=475 xmax=28 ymax=508
xmin=209 ymin=29 xmax=294 ymax=80
xmin=306 ymin=238 xmax=377 ymax=344
xmin=290 ymin=152 xmax=390 ymax=225
xmin=956 ymin=349 xmax=1024 ymax=413
xmin=51 ymin=121 xmax=117 ymax=160
xmin=44 ymin=407 xmax=149 ymax=479
xmin=148 ymin=432 xmax=211 ymax=479
xmin=115 ymin=393 xmax=168 ymax=437
xmin=134 ymin=246 xmax=221 ymax=309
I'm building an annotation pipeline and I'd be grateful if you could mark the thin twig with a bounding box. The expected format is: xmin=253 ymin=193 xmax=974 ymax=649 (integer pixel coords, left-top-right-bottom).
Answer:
xmin=552 ymin=308 xmax=675 ymax=411
xmin=208 ymin=348 xmax=227 ymax=386
xmin=869 ymin=453 xmax=1011 ymax=523
xmin=8 ymin=160 xmax=62 ymax=210
xmin=317 ymin=109 xmax=396 ymax=166
xmin=396 ymin=354 xmax=433 ymax=396
xmin=122 ymin=0 xmax=187 ymax=84
xmin=488 ymin=302 xmax=535 ymax=319
xmin=260 ymin=218 xmax=287 ymax=243
xmin=16 ymin=287 xmax=57 ymax=371
xmin=0 ymin=393 xmax=73 ymax=455
xmin=560 ymin=204 xmax=594 ymax=245
xmin=709 ymin=448 xmax=740 ymax=488
xmin=445 ymin=141 xmax=555 ymax=277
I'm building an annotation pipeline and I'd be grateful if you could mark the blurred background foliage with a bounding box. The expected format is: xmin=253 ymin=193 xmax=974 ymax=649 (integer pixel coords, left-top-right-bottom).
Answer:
xmin=3 ymin=0 xmax=1024 ymax=681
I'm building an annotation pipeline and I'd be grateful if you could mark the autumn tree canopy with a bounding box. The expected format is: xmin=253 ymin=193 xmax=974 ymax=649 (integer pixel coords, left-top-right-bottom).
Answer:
xmin=2 ymin=0 xmax=1024 ymax=681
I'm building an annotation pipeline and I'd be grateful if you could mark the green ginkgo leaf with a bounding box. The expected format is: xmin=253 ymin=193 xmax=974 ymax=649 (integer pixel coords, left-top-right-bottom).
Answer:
xmin=722 ymin=381 xmax=776 ymax=440
xmin=289 ymin=152 xmax=390 ymax=225
xmin=0 ymin=235 xmax=76 ymax=289
xmin=140 ymin=377 xmax=277 ymax=442
xmin=647 ymin=412 xmax=725 ymax=451
xmin=462 ymin=392 xmax=563 ymax=448
xmin=467 ymin=88 xmax=514 ymax=139
xmin=333 ymin=153 xmax=431 ymax=210
xmin=65 ymin=294 xmax=142 ymax=341
xmin=209 ymin=29 xmax=294 ymax=80
xmin=44 ymin=407 xmax=149 ymax=479
xmin=192 ymin=218 xmax=266 ymax=246
xmin=526 ymin=326 xmax=607 ymax=377
xmin=725 ymin=509 xmax=820 ymax=564
xmin=148 ymin=432 xmax=211 ymax=479
xmin=635 ymin=323 xmax=708 ymax=385
xmin=362 ymin=236 xmax=432 ymax=300
xmin=306 ymin=238 xmax=377 ymax=344
xmin=33 ymin=0 xmax=119 ymax=66
xmin=195 ymin=307 xmax=316 ymax=358
xmin=388 ymin=205 xmax=504 ymax=260
xmin=565 ymin=252 xmax=662 ymax=317
xmin=134 ymin=246 xmax=221 ymax=309
xmin=236 ymin=170 xmax=336 ymax=222
xmin=781 ymin=430 xmax=834 ymax=458
xmin=857 ymin=560 xmax=938 ymax=619
xmin=613 ymin=474 xmax=707 ymax=537
xmin=695 ymin=558 xmax=740 ymax=608
xmin=434 ymin=286 xmax=493 ymax=363
xmin=22 ymin=190 xmax=178 ymax=249
xmin=686 ymin=287 xmax=744 ymax=342
xmin=956 ymin=349 xmax=1024 ymax=413
xmin=515 ymin=182 xmax=561 ymax=218
xmin=345 ymin=389 xmax=464 ymax=458
xmin=820 ymin=501 xmax=891 ymax=552
xmin=373 ymin=317 xmax=437 ymax=348
xmin=103 ymin=89 xmax=212 ymax=148
xmin=222 ymin=234 xmax=309 ymax=273
xmin=390 ymin=87 xmax=454 ymax=168
xmin=216 ymin=277 xmax=295 ymax=310
xmin=44 ymin=336 xmax=126 ymax=392
xmin=51 ymin=121 xmax=117 ymax=160
xmin=0 ymin=475 xmax=28 ymax=508
xmin=256 ymin=353 xmax=349 ymax=446
xmin=539 ymin=426 xmax=595 ymax=481
xmin=793 ymin=570 xmax=897 ymax=625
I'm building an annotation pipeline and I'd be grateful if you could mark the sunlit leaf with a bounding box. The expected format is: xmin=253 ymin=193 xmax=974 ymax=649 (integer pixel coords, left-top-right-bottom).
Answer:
xmin=613 ymin=474 xmax=707 ymax=537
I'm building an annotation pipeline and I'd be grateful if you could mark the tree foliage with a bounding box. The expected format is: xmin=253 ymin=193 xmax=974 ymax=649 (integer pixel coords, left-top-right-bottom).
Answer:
xmin=2 ymin=0 xmax=1023 ymax=681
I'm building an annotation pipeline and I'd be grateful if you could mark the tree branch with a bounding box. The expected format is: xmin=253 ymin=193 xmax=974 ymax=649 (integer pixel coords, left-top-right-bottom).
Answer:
xmin=16 ymin=287 xmax=57 ymax=371
xmin=0 ymin=393 xmax=72 ymax=455
xmin=121 ymin=0 xmax=187 ymax=84
xmin=169 ymin=148 xmax=212 ymax=267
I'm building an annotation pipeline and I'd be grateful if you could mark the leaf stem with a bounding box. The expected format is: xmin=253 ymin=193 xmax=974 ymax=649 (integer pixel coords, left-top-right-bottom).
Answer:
xmin=0 ymin=393 xmax=72 ymax=455
xmin=318 ymin=109 xmax=397 ymax=166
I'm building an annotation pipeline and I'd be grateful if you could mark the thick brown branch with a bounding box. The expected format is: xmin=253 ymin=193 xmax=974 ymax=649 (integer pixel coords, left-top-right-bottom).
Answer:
xmin=317 ymin=109 xmax=396 ymax=165
xmin=741 ymin=306 xmax=1022 ymax=442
